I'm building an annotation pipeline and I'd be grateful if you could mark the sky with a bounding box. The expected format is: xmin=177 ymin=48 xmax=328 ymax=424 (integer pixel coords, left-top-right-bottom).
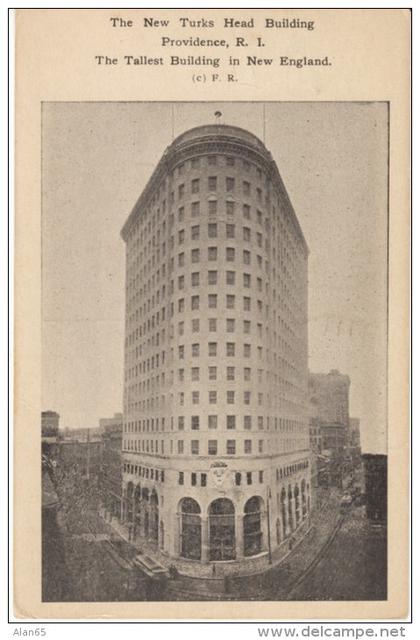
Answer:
xmin=42 ymin=101 xmax=388 ymax=453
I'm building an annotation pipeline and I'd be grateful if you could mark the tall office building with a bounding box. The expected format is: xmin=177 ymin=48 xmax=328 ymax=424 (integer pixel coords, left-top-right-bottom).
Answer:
xmin=120 ymin=124 xmax=310 ymax=573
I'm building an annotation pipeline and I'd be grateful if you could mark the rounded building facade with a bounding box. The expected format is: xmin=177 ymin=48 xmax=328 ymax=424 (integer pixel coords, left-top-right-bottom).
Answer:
xmin=120 ymin=124 xmax=310 ymax=574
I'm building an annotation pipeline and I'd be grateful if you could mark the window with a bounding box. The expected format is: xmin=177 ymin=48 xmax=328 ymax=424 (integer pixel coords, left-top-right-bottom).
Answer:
xmin=191 ymin=201 xmax=200 ymax=217
xmin=191 ymin=158 xmax=200 ymax=169
xmin=244 ymin=391 xmax=251 ymax=405
xmin=178 ymin=345 xmax=184 ymax=359
xmin=208 ymin=294 xmax=217 ymax=308
xmin=258 ymin=416 xmax=264 ymax=430
xmin=243 ymin=273 xmax=251 ymax=288
xmin=243 ymin=181 xmax=251 ymax=196
xmin=227 ymin=415 xmax=236 ymax=430
xmin=191 ymin=248 xmax=200 ymax=263
xmin=226 ymin=294 xmax=235 ymax=309
xmin=178 ymin=298 xmax=185 ymax=313
xmin=191 ymin=295 xmax=200 ymax=310
xmin=208 ymin=223 xmax=218 ymax=238
xmin=192 ymin=391 xmax=199 ymax=404
xmin=208 ymin=440 xmax=217 ymax=455
xmin=259 ymin=470 xmax=264 ymax=483
xmin=208 ymin=176 xmax=217 ymax=191
xmin=191 ymin=178 xmax=200 ymax=193
xmin=244 ymin=343 xmax=251 ymax=357
xmin=191 ymin=225 xmax=200 ymax=240
xmin=246 ymin=471 xmax=252 ymax=485
xmin=178 ymin=368 xmax=184 ymax=381
xmin=208 ymin=415 xmax=218 ymax=429
xmin=226 ymin=156 xmax=235 ymax=166
xmin=192 ymin=343 xmax=200 ymax=357
xmin=178 ymin=441 xmax=184 ymax=454
xmin=191 ymin=416 xmax=200 ymax=430
xmin=243 ymin=297 xmax=251 ymax=311
xmin=243 ymin=250 xmax=251 ymax=265
xmin=178 ymin=275 xmax=185 ymax=290
xmin=192 ymin=367 xmax=200 ymax=381
xmin=191 ymin=440 xmax=199 ymax=455
xmin=235 ymin=472 xmax=242 ymax=486
xmin=209 ymin=366 xmax=217 ymax=380
xmin=244 ymin=439 xmax=252 ymax=454
xmin=179 ymin=471 xmax=184 ymax=484
xmin=243 ymin=320 xmax=251 ymax=333
xmin=208 ymin=155 xmax=217 ymax=166
xmin=208 ymin=270 xmax=218 ymax=285
xmin=208 ymin=246 xmax=218 ymax=261
xmin=178 ymin=321 xmax=184 ymax=336
xmin=243 ymin=227 xmax=251 ymax=241
xmin=209 ymin=390 xmax=217 ymax=404
xmin=192 ymin=318 xmax=200 ymax=332
xmin=201 ymin=473 xmax=207 ymax=487
xmin=208 ymin=342 xmax=217 ymax=356
xmin=178 ymin=252 xmax=185 ymax=267
xmin=258 ymin=440 xmax=264 ymax=453
xmin=208 ymin=200 xmax=217 ymax=215
xmin=226 ymin=342 xmax=235 ymax=356
xmin=226 ymin=270 xmax=236 ymax=285
xmin=178 ymin=206 xmax=185 ymax=221
xmin=257 ymin=232 xmax=263 ymax=247
xmin=226 ymin=201 xmax=235 ymax=216
xmin=226 ymin=366 xmax=235 ymax=381
xmin=227 ymin=390 xmax=235 ymax=404
xmin=226 ymin=224 xmax=235 ymax=238
xmin=191 ymin=272 xmax=200 ymax=287
xmin=178 ymin=184 xmax=185 ymax=199
xmin=178 ymin=416 xmax=185 ymax=430
xmin=244 ymin=367 xmax=251 ymax=381
xmin=191 ymin=472 xmax=197 ymax=486
xmin=244 ymin=415 xmax=252 ymax=430
xmin=226 ymin=177 xmax=235 ymax=192
xmin=243 ymin=204 xmax=250 ymax=219
xmin=226 ymin=318 xmax=235 ymax=333
xmin=226 ymin=247 xmax=235 ymax=262
xmin=226 ymin=439 xmax=236 ymax=454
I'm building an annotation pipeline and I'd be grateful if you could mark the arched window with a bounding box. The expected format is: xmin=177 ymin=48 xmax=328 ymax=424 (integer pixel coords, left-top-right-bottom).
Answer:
xmin=126 ymin=482 xmax=134 ymax=522
xmin=150 ymin=490 xmax=159 ymax=542
xmin=209 ymin=498 xmax=235 ymax=561
xmin=294 ymin=484 xmax=300 ymax=525
xmin=179 ymin=498 xmax=201 ymax=560
xmin=244 ymin=496 xmax=264 ymax=556
xmin=301 ymin=479 xmax=307 ymax=517
xmin=281 ymin=488 xmax=287 ymax=538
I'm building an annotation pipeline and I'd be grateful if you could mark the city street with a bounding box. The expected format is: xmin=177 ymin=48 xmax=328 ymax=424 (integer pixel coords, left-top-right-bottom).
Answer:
xmin=288 ymin=503 xmax=386 ymax=601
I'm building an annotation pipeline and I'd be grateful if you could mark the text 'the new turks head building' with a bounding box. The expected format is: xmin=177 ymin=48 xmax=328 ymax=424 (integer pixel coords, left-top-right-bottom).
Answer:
xmin=120 ymin=122 xmax=310 ymax=576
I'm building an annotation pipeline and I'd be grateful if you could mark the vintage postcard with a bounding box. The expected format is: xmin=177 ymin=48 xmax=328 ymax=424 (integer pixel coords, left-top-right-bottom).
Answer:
xmin=13 ymin=8 xmax=410 ymax=620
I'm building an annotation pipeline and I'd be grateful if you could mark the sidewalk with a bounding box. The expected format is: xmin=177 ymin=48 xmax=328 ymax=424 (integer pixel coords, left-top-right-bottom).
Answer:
xmin=96 ymin=491 xmax=342 ymax=600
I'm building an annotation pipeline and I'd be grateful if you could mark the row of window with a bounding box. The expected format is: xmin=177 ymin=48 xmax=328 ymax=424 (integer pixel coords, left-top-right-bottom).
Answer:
xmin=124 ymin=438 xmax=266 ymax=455
xmin=174 ymin=155 xmax=263 ymax=173
xmin=125 ymin=415 xmax=306 ymax=433
xmin=174 ymin=177 xmax=264 ymax=200
xmin=123 ymin=462 xmax=164 ymax=482
xmin=178 ymin=469 xmax=265 ymax=487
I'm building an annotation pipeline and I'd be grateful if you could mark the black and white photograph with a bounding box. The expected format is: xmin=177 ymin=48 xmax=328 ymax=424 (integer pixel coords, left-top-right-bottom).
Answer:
xmin=40 ymin=101 xmax=389 ymax=603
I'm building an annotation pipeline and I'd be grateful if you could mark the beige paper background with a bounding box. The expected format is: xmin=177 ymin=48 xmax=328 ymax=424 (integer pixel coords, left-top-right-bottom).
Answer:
xmin=14 ymin=8 xmax=410 ymax=620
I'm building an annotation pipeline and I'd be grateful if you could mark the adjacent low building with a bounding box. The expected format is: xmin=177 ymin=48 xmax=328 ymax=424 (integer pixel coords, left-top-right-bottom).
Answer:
xmin=100 ymin=413 xmax=123 ymax=519
xmin=363 ymin=454 xmax=387 ymax=523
